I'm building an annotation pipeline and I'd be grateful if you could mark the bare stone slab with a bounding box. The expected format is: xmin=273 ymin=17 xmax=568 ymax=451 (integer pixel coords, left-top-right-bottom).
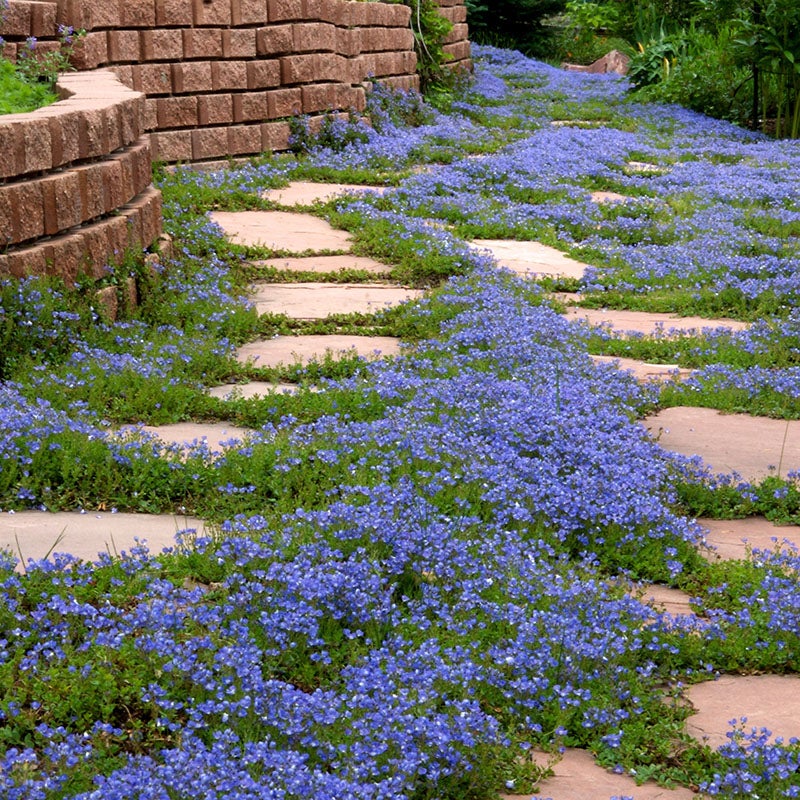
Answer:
xmin=626 ymin=161 xmax=667 ymax=175
xmin=262 ymin=181 xmax=385 ymax=206
xmin=700 ymin=516 xmax=800 ymax=561
xmin=207 ymin=382 xmax=300 ymax=400
xmin=501 ymin=748 xmax=696 ymax=800
xmin=686 ymin=675 xmax=800 ymax=750
xmin=564 ymin=307 xmax=749 ymax=336
xmin=139 ymin=422 xmax=253 ymax=450
xmin=590 ymin=190 xmax=630 ymax=204
xmin=471 ymin=239 xmax=589 ymax=280
xmin=592 ymin=354 xmax=692 ymax=382
xmin=210 ymin=210 xmax=352 ymax=252
xmin=0 ymin=510 xmax=206 ymax=569
xmin=637 ymin=584 xmax=696 ymax=617
xmin=251 ymin=255 xmax=391 ymax=275
xmin=644 ymin=407 xmax=800 ymax=481
xmin=249 ymin=282 xmax=423 ymax=318
xmin=236 ymin=335 xmax=401 ymax=368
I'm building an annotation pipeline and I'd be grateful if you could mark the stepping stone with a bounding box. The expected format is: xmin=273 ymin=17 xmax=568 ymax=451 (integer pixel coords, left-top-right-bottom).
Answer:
xmin=250 ymin=254 xmax=391 ymax=275
xmin=471 ymin=239 xmax=589 ymax=280
xmin=249 ymin=282 xmax=423 ymax=319
xmin=637 ymin=584 xmax=696 ymax=618
xmin=0 ymin=510 xmax=206 ymax=570
xmin=590 ymin=190 xmax=630 ymax=203
xmin=686 ymin=675 xmax=800 ymax=750
xmin=139 ymin=422 xmax=253 ymax=450
xmin=564 ymin=307 xmax=749 ymax=336
xmin=501 ymin=747 xmax=696 ymax=800
xmin=207 ymin=382 xmax=300 ymax=400
xmin=626 ymin=160 xmax=667 ymax=174
xmin=644 ymin=407 xmax=800 ymax=481
xmin=210 ymin=210 xmax=352 ymax=252
xmin=592 ymin=354 xmax=692 ymax=382
xmin=262 ymin=181 xmax=385 ymax=206
xmin=700 ymin=516 xmax=800 ymax=562
xmin=236 ymin=335 xmax=401 ymax=368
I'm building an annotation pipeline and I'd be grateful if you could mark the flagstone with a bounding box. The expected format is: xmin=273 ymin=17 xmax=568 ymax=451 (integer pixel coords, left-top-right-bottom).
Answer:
xmin=626 ymin=160 xmax=667 ymax=174
xmin=590 ymin=190 xmax=630 ymax=203
xmin=236 ymin=335 xmax=402 ymax=368
xmin=250 ymin=254 xmax=391 ymax=275
xmin=471 ymin=239 xmax=589 ymax=280
xmin=139 ymin=422 xmax=253 ymax=450
xmin=210 ymin=210 xmax=352 ymax=252
xmin=564 ymin=307 xmax=748 ymax=336
xmin=262 ymin=181 xmax=386 ymax=206
xmin=249 ymin=282 xmax=423 ymax=318
xmin=644 ymin=407 xmax=800 ymax=482
xmin=700 ymin=516 xmax=800 ymax=562
xmin=207 ymin=382 xmax=300 ymax=400
xmin=637 ymin=584 xmax=697 ymax=618
xmin=500 ymin=747 xmax=697 ymax=800
xmin=0 ymin=510 xmax=206 ymax=570
xmin=592 ymin=354 xmax=692 ymax=382
xmin=686 ymin=675 xmax=800 ymax=750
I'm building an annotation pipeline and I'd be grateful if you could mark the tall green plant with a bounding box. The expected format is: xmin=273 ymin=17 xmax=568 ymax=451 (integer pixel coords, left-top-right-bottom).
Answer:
xmin=466 ymin=0 xmax=569 ymax=56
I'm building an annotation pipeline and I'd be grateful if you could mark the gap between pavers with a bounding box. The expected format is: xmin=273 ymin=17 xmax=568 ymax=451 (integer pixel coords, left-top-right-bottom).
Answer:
xmin=470 ymin=239 xmax=589 ymax=280
xmin=0 ymin=510 xmax=207 ymax=571
xmin=236 ymin=335 xmax=402 ymax=368
xmin=249 ymin=282 xmax=423 ymax=319
xmin=262 ymin=181 xmax=386 ymax=206
xmin=700 ymin=516 xmax=800 ymax=561
xmin=564 ymin=307 xmax=749 ymax=337
xmin=210 ymin=210 xmax=353 ymax=252
xmin=644 ymin=407 xmax=800 ymax=482
xmin=250 ymin=254 xmax=391 ymax=275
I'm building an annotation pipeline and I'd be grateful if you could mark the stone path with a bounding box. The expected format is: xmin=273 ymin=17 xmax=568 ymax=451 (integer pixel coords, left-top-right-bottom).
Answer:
xmin=262 ymin=180 xmax=386 ymax=206
xmin=564 ymin=307 xmax=748 ymax=336
xmin=470 ymin=239 xmax=589 ymax=280
xmin=251 ymin=254 xmax=391 ymax=275
xmin=207 ymin=382 xmax=301 ymax=400
xmin=592 ymin=354 xmax=692 ymax=382
xmin=701 ymin=516 xmax=800 ymax=561
xmin=138 ymin=422 xmax=253 ymax=450
xmin=236 ymin=334 xmax=402 ymax=368
xmin=210 ymin=210 xmax=352 ymax=251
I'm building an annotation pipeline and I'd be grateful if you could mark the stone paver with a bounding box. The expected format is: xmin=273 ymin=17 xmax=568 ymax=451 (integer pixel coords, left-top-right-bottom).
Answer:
xmin=700 ymin=516 xmax=800 ymax=561
xmin=471 ymin=239 xmax=589 ymax=280
xmin=139 ymin=422 xmax=253 ymax=450
xmin=251 ymin=254 xmax=391 ymax=275
xmin=207 ymin=382 xmax=300 ymax=400
xmin=590 ymin=190 xmax=630 ymax=203
xmin=236 ymin=335 xmax=401 ymax=368
xmin=686 ymin=675 xmax=800 ymax=750
xmin=210 ymin=210 xmax=352 ymax=252
xmin=592 ymin=355 xmax=692 ymax=382
xmin=644 ymin=407 xmax=800 ymax=481
xmin=637 ymin=584 xmax=696 ymax=617
xmin=626 ymin=161 xmax=667 ymax=174
xmin=501 ymin=748 xmax=697 ymax=800
xmin=249 ymin=282 xmax=422 ymax=318
xmin=0 ymin=510 xmax=206 ymax=569
xmin=262 ymin=181 xmax=385 ymax=206
xmin=564 ymin=307 xmax=748 ymax=336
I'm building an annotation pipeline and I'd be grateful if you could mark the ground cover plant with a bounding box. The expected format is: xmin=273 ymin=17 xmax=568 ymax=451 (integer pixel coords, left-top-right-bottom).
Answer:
xmin=3 ymin=45 xmax=800 ymax=799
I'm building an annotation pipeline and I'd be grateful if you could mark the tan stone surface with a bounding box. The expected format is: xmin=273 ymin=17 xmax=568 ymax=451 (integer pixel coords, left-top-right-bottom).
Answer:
xmin=262 ymin=181 xmax=386 ymax=206
xmin=592 ymin=355 xmax=692 ymax=382
xmin=564 ymin=307 xmax=748 ymax=336
xmin=590 ymin=190 xmax=630 ymax=203
xmin=700 ymin=516 xmax=800 ymax=561
xmin=644 ymin=407 xmax=800 ymax=481
xmin=236 ymin=335 xmax=401 ymax=368
xmin=637 ymin=584 xmax=696 ymax=617
xmin=207 ymin=382 xmax=300 ymax=400
xmin=249 ymin=282 xmax=423 ymax=318
xmin=210 ymin=210 xmax=352 ymax=252
xmin=140 ymin=422 xmax=253 ymax=449
xmin=686 ymin=675 xmax=800 ymax=750
xmin=251 ymin=254 xmax=391 ymax=275
xmin=471 ymin=239 xmax=589 ymax=280
xmin=501 ymin=748 xmax=697 ymax=800
xmin=0 ymin=510 xmax=206 ymax=569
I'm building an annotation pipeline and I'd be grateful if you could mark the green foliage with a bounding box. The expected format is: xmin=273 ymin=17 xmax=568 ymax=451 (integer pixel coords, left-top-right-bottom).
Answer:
xmin=404 ymin=0 xmax=456 ymax=92
xmin=13 ymin=24 xmax=83 ymax=88
xmin=0 ymin=59 xmax=57 ymax=113
xmin=466 ymin=0 xmax=569 ymax=57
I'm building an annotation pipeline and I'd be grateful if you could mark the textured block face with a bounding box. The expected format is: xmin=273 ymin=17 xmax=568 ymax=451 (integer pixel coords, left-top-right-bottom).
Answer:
xmin=233 ymin=92 xmax=267 ymax=122
xmin=191 ymin=126 xmax=229 ymax=160
xmin=155 ymin=0 xmax=193 ymax=26
xmin=198 ymin=94 xmax=234 ymax=125
xmin=121 ymin=0 xmax=158 ymax=27
xmin=141 ymin=29 xmax=184 ymax=61
xmin=212 ymin=60 xmax=248 ymax=90
xmin=193 ymin=0 xmax=233 ymax=26
xmin=41 ymin=171 xmax=82 ymax=235
xmin=227 ymin=124 xmax=262 ymax=155
xmin=256 ymin=24 xmax=293 ymax=56
xmin=246 ymin=59 xmax=281 ymax=89
xmin=157 ymin=96 xmax=200 ymax=129
xmin=292 ymin=22 xmax=336 ymax=53
xmin=223 ymin=29 xmax=257 ymax=58
xmin=266 ymin=87 xmax=301 ymax=118
xmin=182 ymin=28 xmax=224 ymax=60
xmin=232 ymin=0 xmax=267 ymax=25
xmin=267 ymin=0 xmax=303 ymax=22
xmin=22 ymin=117 xmax=53 ymax=173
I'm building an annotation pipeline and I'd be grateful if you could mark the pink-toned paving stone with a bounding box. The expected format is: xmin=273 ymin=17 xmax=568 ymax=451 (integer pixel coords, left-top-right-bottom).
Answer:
xmin=644 ymin=407 xmax=800 ymax=482
xmin=251 ymin=254 xmax=391 ymax=275
xmin=249 ymin=282 xmax=423 ymax=319
xmin=699 ymin=516 xmax=800 ymax=561
xmin=236 ymin=335 xmax=402 ymax=368
xmin=592 ymin=354 xmax=692 ymax=382
xmin=636 ymin=584 xmax=697 ymax=618
xmin=262 ymin=181 xmax=386 ymax=206
xmin=590 ymin=190 xmax=630 ymax=203
xmin=138 ymin=422 xmax=253 ymax=450
xmin=500 ymin=748 xmax=698 ymax=800
xmin=470 ymin=239 xmax=589 ymax=280
xmin=686 ymin=675 xmax=800 ymax=750
xmin=564 ymin=307 xmax=748 ymax=337
xmin=0 ymin=510 xmax=206 ymax=571
xmin=207 ymin=382 xmax=301 ymax=400
xmin=210 ymin=210 xmax=352 ymax=252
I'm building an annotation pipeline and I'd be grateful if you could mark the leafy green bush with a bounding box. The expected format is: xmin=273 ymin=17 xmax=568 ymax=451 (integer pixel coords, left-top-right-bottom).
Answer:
xmin=466 ymin=0 xmax=569 ymax=56
xmin=0 ymin=59 xmax=57 ymax=114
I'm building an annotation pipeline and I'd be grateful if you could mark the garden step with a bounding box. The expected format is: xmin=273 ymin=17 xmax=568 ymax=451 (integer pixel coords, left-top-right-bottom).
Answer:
xmin=0 ymin=510 xmax=206 ymax=571
xmin=644 ymin=407 xmax=800 ymax=482
xmin=470 ymin=239 xmax=589 ymax=280
xmin=591 ymin=354 xmax=692 ymax=382
xmin=700 ymin=516 xmax=800 ymax=562
xmin=564 ymin=306 xmax=749 ymax=336
xmin=210 ymin=210 xmax=352 ymax=252
xmin=249 ymin=282 xmax=422 ymax=319
xmin=262 ymin=181 xmax=386 ymax=206
xmin=250 ymin=254 xmax=391 ymax=275
xmin=686 ymin=675 xmax=800 ymax=750
xmin=636 ymin=584 xmax=697 ymax=618
xmin=501 ymin=747 xmax=697 ymax=800
xmin=235 ymin=334 xmax=402 ymax=368
xmin=207 ymin=382 xmax=301 ymax=400
xmin=137 ymin=422 xmax=253 ymax=451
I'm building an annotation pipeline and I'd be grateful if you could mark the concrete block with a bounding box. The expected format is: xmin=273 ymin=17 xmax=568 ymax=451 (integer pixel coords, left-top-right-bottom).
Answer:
xmin=191 ymin=126 xmax=230 ymax=161
xmin=193 ymin=0 xmax=232 ymax=26
xmin=6 ymin=243 xmax=49 ymax=278
xmin=233 ymin=91 xmax=267 ymax=122
xmin=49 ymin=109 xmax=82 ymax=167
xmin=71 ymin=31 xmax=108 ymax=70
xmin=222 ymin=29 xmax=257 ymax=58
xmin=44 ymin=234 xmax=85 ymax=285
xmin=75 ymin=162 xmax=107 ymax=220
xmin=134 ymin=63 xmax=173 ymax=94
xmin=262 ymin=120 xmax=290 ymax=151
xmin=211 ymin=60 xmax=247 ymax=90
xmin=182 ymin=28 xmax=224 ymax=59
xmin=107 ymin=29 xmax=141 ymax=62
xmin=121 ymin=0 xmax=157 ymax=27
xmin=246 ymin=59 xmax=281 ymax=89
xmin=155 ymin=0 xmax=193 ymax=26
xmin=232 ymin=0 xmax=267 ymax=25
xmin=292 ymin=22 xmax=336 ymax=53
xmin=41 ymin=170 xmax=82 ymax=235
xmin=256 ymin=24 xmax=293 ymax=55
xmin=228 ymin=124 xmax=262 ymax=155
xmin=151 ymin=129 xmax=194 ymax=162
xmin=198 ymin=93 xmax=233 ymax=125
xmin=0 ymin=123 xmax=24 ymax=179
xmin=157 ymin=96 xmax=199 ymax=129
xmin=301 ymin=83 xmax=334 ymax=113
xmin=141 ymin=29 xmax=184 ymax=61
xmin=267 ymin=0 xmax=303 ymax=22
xmin=266 ymin=87 xmax=301 ymax=118
xmin=22 ymin=116 xmax=53 ymax=173
xmin=171 ymin=61 xmax=213 ymax=94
